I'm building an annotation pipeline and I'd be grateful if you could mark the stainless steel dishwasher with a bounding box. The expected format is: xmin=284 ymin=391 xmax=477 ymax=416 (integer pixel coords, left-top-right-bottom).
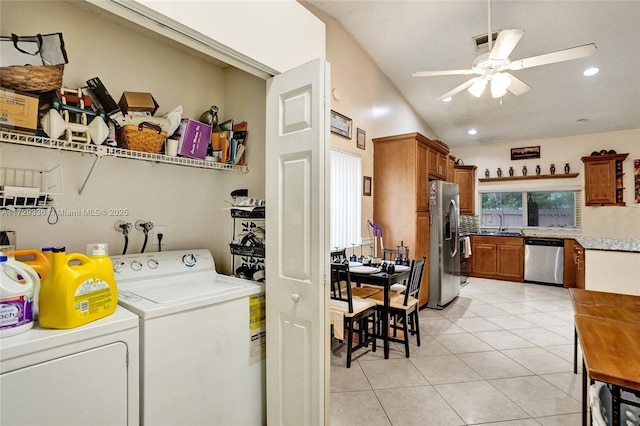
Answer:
xmin=524 ymin=237 xmax=564 ymax=286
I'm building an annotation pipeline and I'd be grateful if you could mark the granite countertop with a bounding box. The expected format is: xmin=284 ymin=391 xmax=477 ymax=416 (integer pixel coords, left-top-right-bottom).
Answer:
xmin=575 ymin=237 xmax=640 ymax=253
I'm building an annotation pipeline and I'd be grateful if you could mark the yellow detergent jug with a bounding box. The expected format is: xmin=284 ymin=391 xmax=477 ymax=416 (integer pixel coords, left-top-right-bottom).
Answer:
xmin=0 ymin=255 xmax=36 ymax=337
xmin=39 ymin=246 xmax=118 ymax=329
xmin=15 ymin=248 xmax=51 ymax=282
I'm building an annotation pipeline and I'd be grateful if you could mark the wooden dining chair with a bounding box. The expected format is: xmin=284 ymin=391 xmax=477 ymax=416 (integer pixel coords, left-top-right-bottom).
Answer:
xmin=330 ymin=263 xmax=378 ymax=368
xmin=368 ymin=257 xmax=426 ymax=358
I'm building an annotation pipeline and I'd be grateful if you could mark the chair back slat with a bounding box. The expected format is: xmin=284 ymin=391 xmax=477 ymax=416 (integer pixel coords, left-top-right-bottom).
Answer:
xmin=403 ymin=257 xmax=426 ymax=306
xmin=330 ymin=263 xmax=354 ymax=313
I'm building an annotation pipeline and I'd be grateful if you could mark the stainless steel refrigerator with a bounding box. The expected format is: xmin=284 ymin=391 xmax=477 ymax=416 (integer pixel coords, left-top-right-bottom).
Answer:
xmin=427 ymin=180 xmax=461 ymax=309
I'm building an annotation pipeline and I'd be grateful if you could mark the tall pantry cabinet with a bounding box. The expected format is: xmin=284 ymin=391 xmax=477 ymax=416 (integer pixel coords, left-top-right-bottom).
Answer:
xmin=372 ymin=132 xmax=450 ymax=307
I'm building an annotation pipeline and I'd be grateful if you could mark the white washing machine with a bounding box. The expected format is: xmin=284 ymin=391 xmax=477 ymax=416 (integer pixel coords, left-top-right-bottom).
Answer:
xmin=0 ymin=306 xmax=140 ymax=425
xmin=111 ymin=249 xmax=265 ymax=426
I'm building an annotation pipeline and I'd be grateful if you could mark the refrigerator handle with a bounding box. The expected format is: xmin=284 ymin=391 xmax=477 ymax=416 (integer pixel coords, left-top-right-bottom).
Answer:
xmin=450 ymin=199 xmax=459 ymax=258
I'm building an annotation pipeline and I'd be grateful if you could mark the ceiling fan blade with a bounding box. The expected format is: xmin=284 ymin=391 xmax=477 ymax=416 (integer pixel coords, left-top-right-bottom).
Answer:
xmin=489 ymin=29 xmax=525 ymax=60
xmin=413 ymin=69 xmax=474 ymax=77
xmin=508 ymin=43 xmax=597 ymax=70
xmin=436 ymin=77 xmax=479 ymax=101
xmin=505 ymin=73 xmax=532 ymax=96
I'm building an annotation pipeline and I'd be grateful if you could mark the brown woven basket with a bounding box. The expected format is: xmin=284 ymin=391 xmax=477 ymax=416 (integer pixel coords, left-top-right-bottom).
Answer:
xmin=0 ymin=64 xmax=64 ymax=93
xmin=118 ymin=122 xmax=167 ymax=153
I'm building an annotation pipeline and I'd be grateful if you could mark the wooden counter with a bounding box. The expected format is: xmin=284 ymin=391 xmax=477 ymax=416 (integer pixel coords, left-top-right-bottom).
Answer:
xmin=575 ymin=315 xmax=640 ymax=391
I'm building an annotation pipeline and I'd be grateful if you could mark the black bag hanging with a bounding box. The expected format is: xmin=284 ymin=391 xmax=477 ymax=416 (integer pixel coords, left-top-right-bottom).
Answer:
xmin=0 ymin=33 xmax=69 ymax=67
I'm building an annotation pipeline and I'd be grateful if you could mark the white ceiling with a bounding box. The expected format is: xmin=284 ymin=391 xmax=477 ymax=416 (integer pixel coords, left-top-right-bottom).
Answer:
xmin=303 ymin=0 xmax=640 ymax=147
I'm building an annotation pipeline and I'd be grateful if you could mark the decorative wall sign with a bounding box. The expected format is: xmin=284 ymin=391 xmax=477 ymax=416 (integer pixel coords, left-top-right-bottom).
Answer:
xmin=330 ymin=110 xmax=352 ymax=139
xmin=511 ymin=145 xmax=540 ymax=160
xmin=356 ymin=127 xmax=366 ymax=150
xmin=635 ymin=159 xmax=640 ymax=203
xmin=363 ymin=176 xmax=372 ymax=196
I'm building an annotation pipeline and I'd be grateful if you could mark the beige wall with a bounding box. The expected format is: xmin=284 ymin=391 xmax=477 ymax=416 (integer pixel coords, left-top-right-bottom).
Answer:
xmin=308 ymin=5 xmax=437 ymax=243
xmin=451 ymin=129 xmax=640 ymax=238
xmin=1 ymin=1 xmax=266 ymax=274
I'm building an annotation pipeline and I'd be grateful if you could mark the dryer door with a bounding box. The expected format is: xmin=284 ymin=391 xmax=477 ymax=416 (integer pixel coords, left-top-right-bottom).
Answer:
xmin=1 ymin=342 xmax=129 ymax=425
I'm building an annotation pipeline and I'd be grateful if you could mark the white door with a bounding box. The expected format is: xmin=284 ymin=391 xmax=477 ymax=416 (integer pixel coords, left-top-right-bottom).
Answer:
xmin=265 ymin=58 xmax=330 ymax=426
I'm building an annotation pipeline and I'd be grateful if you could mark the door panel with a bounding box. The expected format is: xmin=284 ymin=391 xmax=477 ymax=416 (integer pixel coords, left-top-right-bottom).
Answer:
xmin=266 ymin=58 xmax=329 ymax=426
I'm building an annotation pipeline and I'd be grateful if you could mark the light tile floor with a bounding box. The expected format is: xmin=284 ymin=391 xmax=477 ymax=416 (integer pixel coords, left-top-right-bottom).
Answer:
xmin=330 ymin=277 xmax=584 ymax=426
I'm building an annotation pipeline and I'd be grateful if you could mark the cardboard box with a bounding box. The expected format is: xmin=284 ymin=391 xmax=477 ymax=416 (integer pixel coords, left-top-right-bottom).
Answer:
xmin=118 ymin=91 xmax=159 ymax=115
xmin=0 ymin=88 xmax=39 ymax=134
xmin=175 ymin=119 xmax=212 ymax=159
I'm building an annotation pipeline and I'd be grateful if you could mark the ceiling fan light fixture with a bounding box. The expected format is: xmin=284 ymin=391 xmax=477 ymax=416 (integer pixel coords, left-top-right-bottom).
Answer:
xmin=468 ymin=79 xmax=487 ymax=97
xmin=491 ymin=73 xmax=512 ymax=98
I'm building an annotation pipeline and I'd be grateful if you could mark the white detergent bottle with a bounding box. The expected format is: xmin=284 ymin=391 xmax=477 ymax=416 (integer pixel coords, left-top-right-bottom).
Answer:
xmin=0 ymin=245 xmax=41 ymax=319
xmin=0 ymin=255 xmax=36 ymax=337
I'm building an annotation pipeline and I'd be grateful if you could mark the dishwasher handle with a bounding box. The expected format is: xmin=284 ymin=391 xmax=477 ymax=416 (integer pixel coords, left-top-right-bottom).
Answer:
xmin=524 ymin=237 xmax=564 ymax=247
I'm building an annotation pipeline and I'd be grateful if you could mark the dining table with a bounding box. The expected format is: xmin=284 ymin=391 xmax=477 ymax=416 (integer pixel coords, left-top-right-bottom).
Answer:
xmin=349 ymin=266 xmax=411 ymax=359
xmin=569 ymin=289 xmax=640 ymax=426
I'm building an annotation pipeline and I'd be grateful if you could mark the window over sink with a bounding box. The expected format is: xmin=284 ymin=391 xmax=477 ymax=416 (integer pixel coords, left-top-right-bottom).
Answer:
xmin=480 ymin=189 xmax=582 ymax=230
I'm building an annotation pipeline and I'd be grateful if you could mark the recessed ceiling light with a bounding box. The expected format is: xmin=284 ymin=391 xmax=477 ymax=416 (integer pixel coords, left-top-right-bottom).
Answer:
xmin=583 ymin=67 xmax=599 ymax=76
xmin=468 ymin=129 xmax=477 ymax=135
xmin=442 ymin=97 xmax=452 ymax=102
xmin=577 ymin=118 xmax=590 ymax=123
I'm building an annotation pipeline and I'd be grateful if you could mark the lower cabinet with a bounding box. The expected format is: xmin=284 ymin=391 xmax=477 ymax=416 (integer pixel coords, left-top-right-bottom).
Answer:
xmin=470 ymin=235 xmax=524 ymax=282
xmin=574 ymin=242 xmax=585 ymax=289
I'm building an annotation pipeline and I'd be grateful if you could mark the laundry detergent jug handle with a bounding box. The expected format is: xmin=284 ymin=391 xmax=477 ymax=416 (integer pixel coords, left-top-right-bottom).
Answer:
xmin=66 ymin=252 xmax=94 ymax=266
xmin=0 ymin=257 xmax=35 ymax=293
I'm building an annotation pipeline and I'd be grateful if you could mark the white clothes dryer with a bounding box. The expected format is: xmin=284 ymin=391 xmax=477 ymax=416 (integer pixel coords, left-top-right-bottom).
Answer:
xmin=112 ymin=249 xmax=265 ymax=426
xmin=0 ymin=306 xmax=140 ymax=425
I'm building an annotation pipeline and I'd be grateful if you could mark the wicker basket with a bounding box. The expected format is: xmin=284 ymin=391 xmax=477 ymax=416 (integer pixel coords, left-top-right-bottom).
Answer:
xmin=0 ymin=64 xmax=64 ymax=93
xmin=118 ymin=122 xmax=167 ymax=153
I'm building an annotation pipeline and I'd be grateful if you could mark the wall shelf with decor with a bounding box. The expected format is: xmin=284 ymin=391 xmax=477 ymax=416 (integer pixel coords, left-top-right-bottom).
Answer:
xmin=479 ymin=173 xmax=579 ymax=183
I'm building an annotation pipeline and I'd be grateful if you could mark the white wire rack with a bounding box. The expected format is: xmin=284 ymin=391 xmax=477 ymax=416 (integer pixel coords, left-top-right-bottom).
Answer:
xmin=0 ymin=164 xmax=63 ymax=209
xmin=0 ymin=131 xmax=249 ymax=172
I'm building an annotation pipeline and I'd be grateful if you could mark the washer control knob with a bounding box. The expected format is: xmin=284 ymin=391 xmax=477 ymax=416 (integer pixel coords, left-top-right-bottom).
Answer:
xmin=114 ymin=262 xmax=125 ymax=273
xmin=131 ymin=260 xmax=143 ymax=271
xmin=182 ymin=254 xmax=196 ymax=267
xmin=148 ymin=259 xmax=159 ymax=269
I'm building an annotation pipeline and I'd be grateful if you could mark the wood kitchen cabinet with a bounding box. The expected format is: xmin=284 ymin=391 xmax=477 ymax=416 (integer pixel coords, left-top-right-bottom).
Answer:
xmin=454 ymin=165 xmax=477 ymax=215
xmin=581 ymin=153 xmax=629 ymax=206
xmin=564 ymin=239 xmax=576 ymax=288
xmin=469 ymin=235 xmax=524 ymax=282
xmin=372 ymin=132 xmax=450 ymax=307
xmin=446 ymin=155 xmax=456 ymax=183
xmin=574 ymin=241 xmax=585 ymax=289
xmin=427 ymin=139 xmax=449 ymax=180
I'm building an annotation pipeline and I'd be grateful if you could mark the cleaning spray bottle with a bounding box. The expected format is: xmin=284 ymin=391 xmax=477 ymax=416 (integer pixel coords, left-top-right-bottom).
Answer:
xmin=0 ymin=255 xmax=36 ymax=337
xmin=39 ymin=246 xmax=118 ymax=329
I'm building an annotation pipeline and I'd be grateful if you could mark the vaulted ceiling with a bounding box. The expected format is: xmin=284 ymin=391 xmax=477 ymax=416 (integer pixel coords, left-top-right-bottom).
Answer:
xmin=303 ymin=1 xmax=640 ymax=146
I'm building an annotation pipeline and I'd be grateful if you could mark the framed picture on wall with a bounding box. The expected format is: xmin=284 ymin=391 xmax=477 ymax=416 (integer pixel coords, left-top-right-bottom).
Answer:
xmin=356 ymin=128 xmax=366 ymax=150
xmin=330 ymin=110 xmax=352 ymax=139
xmin=363 ymin=176 xmax=372 ymax=196
xmin=511 ymin=145 xmax=540 ymax=160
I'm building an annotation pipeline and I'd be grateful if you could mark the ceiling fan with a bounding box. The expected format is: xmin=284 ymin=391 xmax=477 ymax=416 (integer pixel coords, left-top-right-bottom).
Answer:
xmin=412 ymin=0 xmax=597 ymax=101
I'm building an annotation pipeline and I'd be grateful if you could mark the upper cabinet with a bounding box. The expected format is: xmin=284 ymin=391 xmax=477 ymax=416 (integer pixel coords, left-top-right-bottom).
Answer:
xmin=427 ymin=139 xmax=449 ymax=180
xmin=446 ymin=155 xmax=456 ymax=183
xmin=455 ymin=165 xmax=477 ymax=215
xmin=581 ymin=153 xmax=629 ymax=206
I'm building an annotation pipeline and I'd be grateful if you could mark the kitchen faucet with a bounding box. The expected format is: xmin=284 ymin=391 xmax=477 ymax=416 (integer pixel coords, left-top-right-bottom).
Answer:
xmin=489 ymin=213 xmax=505 ymax=231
